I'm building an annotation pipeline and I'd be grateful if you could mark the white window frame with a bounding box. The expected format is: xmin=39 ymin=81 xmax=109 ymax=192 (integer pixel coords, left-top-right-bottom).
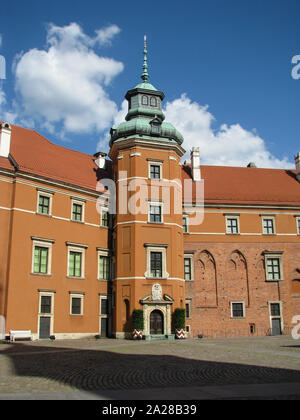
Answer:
xmin=148 ymin=161 xmax=163 ymax=180
xmin=262 ymin=216 xmax=276 ymax=235
xmin=71 ymin=198 xmax=85 ymax=223
xmin=268 ymin=301 xmax=283 ymax=333
xmin=144 ymin=244 xmax=169 ymax=279
xmin=97 ymin=249 xmax=110 ymax=281
xmin=67 ymin=243 xmax=87 ymax=279
xmin=184 ymin=254 xmax=194 ymax=281
xmin=31 ymin=238 xmax=53 ymax=276
xmin=264 ymin=252 xmax=284 ymax=282
xmin=38 ymin=291 xmax=55 ymax=338
xmin=230 ymin=301 xmax=246 ymax=319
xmin=225 ymin=215 xmax=240 ymax=235
xmin=70 ymin=293 xmax=84 ymax=316
xmin=148 ymin=201 xmax=164 ymax=224
xmin=37 ymin=190 xmax=53 ymax=216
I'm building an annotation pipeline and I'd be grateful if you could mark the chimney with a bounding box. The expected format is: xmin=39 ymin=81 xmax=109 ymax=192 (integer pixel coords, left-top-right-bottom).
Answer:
xmin=0 ymin=122 xmax=12 ymax=158
xmin=190 ymin=147 xmax=201 ymax=181
xmin=295 ymin=152 xmax=300 ymax=181
xmin=94 ymin=152 xmax=107 ymax=169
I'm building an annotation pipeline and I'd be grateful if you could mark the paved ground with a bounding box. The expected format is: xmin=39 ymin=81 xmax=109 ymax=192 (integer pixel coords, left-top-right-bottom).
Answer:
xmin=0 ymin=335 xmax=300 ymax=400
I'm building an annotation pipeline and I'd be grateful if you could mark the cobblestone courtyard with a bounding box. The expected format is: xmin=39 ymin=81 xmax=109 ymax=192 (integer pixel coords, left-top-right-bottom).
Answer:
xmin=0 ymin=335 xmax=300 ymax=400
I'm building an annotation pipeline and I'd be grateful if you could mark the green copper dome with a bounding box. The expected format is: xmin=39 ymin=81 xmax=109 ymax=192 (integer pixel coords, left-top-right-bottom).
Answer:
xmin=110 ymin=36 xmax=184 ymax=147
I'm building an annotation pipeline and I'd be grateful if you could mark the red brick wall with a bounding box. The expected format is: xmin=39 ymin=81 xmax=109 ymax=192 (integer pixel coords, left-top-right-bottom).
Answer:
xmin=185 ymin=242 xmax=300 ymax=338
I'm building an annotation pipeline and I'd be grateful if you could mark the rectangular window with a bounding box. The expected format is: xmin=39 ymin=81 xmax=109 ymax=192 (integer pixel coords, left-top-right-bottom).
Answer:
xmin=226 ymin=217 xmax=239 ymax=234
xmin=149 ymin=205 xmax=162 ymax=223
xmin=231 ymin=302 xmax=245 ymax=318
xmin=34 ymin=246 xmax=49 ymax=274
xmin=150 ymin=252 xmax=162 ymax=277
xmin=263 ymin=218 xmax=275 ymax=235
xmin=150 ymin=164 xmax=161 ymax=179
xmin=100 ymin=298 xmax=109 ymax=315
xmin=72 ymin=202 xmax=83 ymax=222
xmin=185 ymin=302 xmax=191 ymax=319
xmin=40 ymin=296 xmax=52 ymax=314
xmin=184 ymin=258 xmax=192 ymax=281
xmin=270 ymin=303 xmax=281 ymax=317
xmin=266 ymin=258 xmax=281 ymax=281
xmin=99 ymin=255 xmax=110 ymax=280
xmin=38 ymin=195 xmax=50 ymax=215
xmin=71 ymin=297 xmax=82 ymax=315
xmin=183 ymin=216 xmax=188 ymax=233
xmin=69 ymin=251 xmax=82 ymax=277
xmin=37 ymin=191 xmax=53 ymax=216
xmin=101 ymin=209 xmax=109 ymax=227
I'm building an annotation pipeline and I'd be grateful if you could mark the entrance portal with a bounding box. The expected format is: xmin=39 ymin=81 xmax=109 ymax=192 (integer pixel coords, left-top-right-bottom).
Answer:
xmin=150 ymin=310 xmax=164 ymax=335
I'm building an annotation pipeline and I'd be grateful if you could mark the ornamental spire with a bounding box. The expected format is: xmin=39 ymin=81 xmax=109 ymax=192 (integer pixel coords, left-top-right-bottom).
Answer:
xmin=141 ymin=35 xmax=149 ymax=82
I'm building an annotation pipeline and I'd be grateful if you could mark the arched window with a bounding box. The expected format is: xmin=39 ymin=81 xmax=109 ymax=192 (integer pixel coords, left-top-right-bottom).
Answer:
xmin=142 ymin=95 xmax=148 ymax=105
xmin=150 ymin=96 xmax=157 ymax=107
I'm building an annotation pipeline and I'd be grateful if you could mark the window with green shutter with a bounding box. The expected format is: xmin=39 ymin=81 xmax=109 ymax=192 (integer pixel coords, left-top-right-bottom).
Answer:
xmin=34 ymin=246 xmax=49 ymax=274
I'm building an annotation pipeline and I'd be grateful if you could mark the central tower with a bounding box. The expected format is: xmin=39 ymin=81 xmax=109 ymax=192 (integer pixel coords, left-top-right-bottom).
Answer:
xmin=109 ymin=37 xmax=186 ymax=339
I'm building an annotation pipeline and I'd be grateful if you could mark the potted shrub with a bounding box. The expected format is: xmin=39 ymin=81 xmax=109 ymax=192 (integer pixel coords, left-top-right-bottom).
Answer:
xmin=174 ymin=308 xmax=186 ymax=339
xmin=132 ymin=309 xmax=144 ymax=339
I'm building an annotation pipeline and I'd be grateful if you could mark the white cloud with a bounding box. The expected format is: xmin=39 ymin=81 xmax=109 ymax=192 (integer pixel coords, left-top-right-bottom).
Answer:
xmin=13 ymin=22 xmax=123 ymax=136
xmin=164 ymin=94 xmax=293 ymax=169
xmin=95 ymin=25 xmax=121 ymax=46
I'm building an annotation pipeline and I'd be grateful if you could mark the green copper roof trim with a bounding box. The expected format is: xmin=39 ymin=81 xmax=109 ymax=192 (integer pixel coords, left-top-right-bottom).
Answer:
xmin=110 ymin=118 xmax=184 ymax=146
xmin=135 ymin=81 xmax=157 ymax=91
xmin=126 ymin=107 xmax=165 ymax=121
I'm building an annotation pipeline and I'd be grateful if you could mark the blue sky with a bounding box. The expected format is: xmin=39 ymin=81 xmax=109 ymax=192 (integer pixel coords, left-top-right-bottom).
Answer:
xmin=0 ymin=0 xmax=300 ymax=168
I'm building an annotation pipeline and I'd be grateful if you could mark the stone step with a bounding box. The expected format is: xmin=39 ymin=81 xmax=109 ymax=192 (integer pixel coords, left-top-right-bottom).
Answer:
xmin=145 ymin=334 xmax=175 ymax=341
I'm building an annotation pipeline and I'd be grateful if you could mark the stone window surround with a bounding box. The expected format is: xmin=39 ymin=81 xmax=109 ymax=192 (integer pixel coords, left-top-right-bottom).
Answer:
xmin=66 ymin=242 xmax=88 ymax=279
xmin=144 ymin=243 xmax=169 ymax=279
xmin=268 ymin=301 xmax=283 ymax=333
xmin=263 ymin=251 xmax=284 ymax=282
xmin=71 ymin=197 xmax=86 ymax=223
xmin=184 ymin=253 xmax=194 ymax=281
xmin=31 ymin=237 xmax=55 ymax=276
xmin=260 ymin=214 xmax=276 ymax=235
xmin=69 ymin=292 xmax=85 ymax=316
xmin=224 ymin=213 xmax=240 ymax=235
xmin=147 ymin=159 xmax=163 ymax=180
xmin=230 ymin=301 xmax=246 ymax=319
xmin=37 ymin=290 xmax=55 ymax=338
xmin=36 ymin=189 xmax=54 ymax=216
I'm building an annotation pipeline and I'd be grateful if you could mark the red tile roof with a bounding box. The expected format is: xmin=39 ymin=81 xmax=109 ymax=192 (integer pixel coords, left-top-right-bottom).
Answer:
xmin=1 ymin=124 xmax=299 ymax=205
xmin=182 ymin=164 xmax=300 ymax=206
xmin=0 ymin=124 xmax=110 ymax=192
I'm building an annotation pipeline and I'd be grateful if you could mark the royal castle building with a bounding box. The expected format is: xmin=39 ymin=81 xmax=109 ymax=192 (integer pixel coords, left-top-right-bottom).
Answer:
xmin=0 ymin=41 xmax=300 ymax=340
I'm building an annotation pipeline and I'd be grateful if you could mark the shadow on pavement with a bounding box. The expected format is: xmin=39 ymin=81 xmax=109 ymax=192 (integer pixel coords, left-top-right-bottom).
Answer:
xmin=1 ymin=341 xmax=300 ymax=400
